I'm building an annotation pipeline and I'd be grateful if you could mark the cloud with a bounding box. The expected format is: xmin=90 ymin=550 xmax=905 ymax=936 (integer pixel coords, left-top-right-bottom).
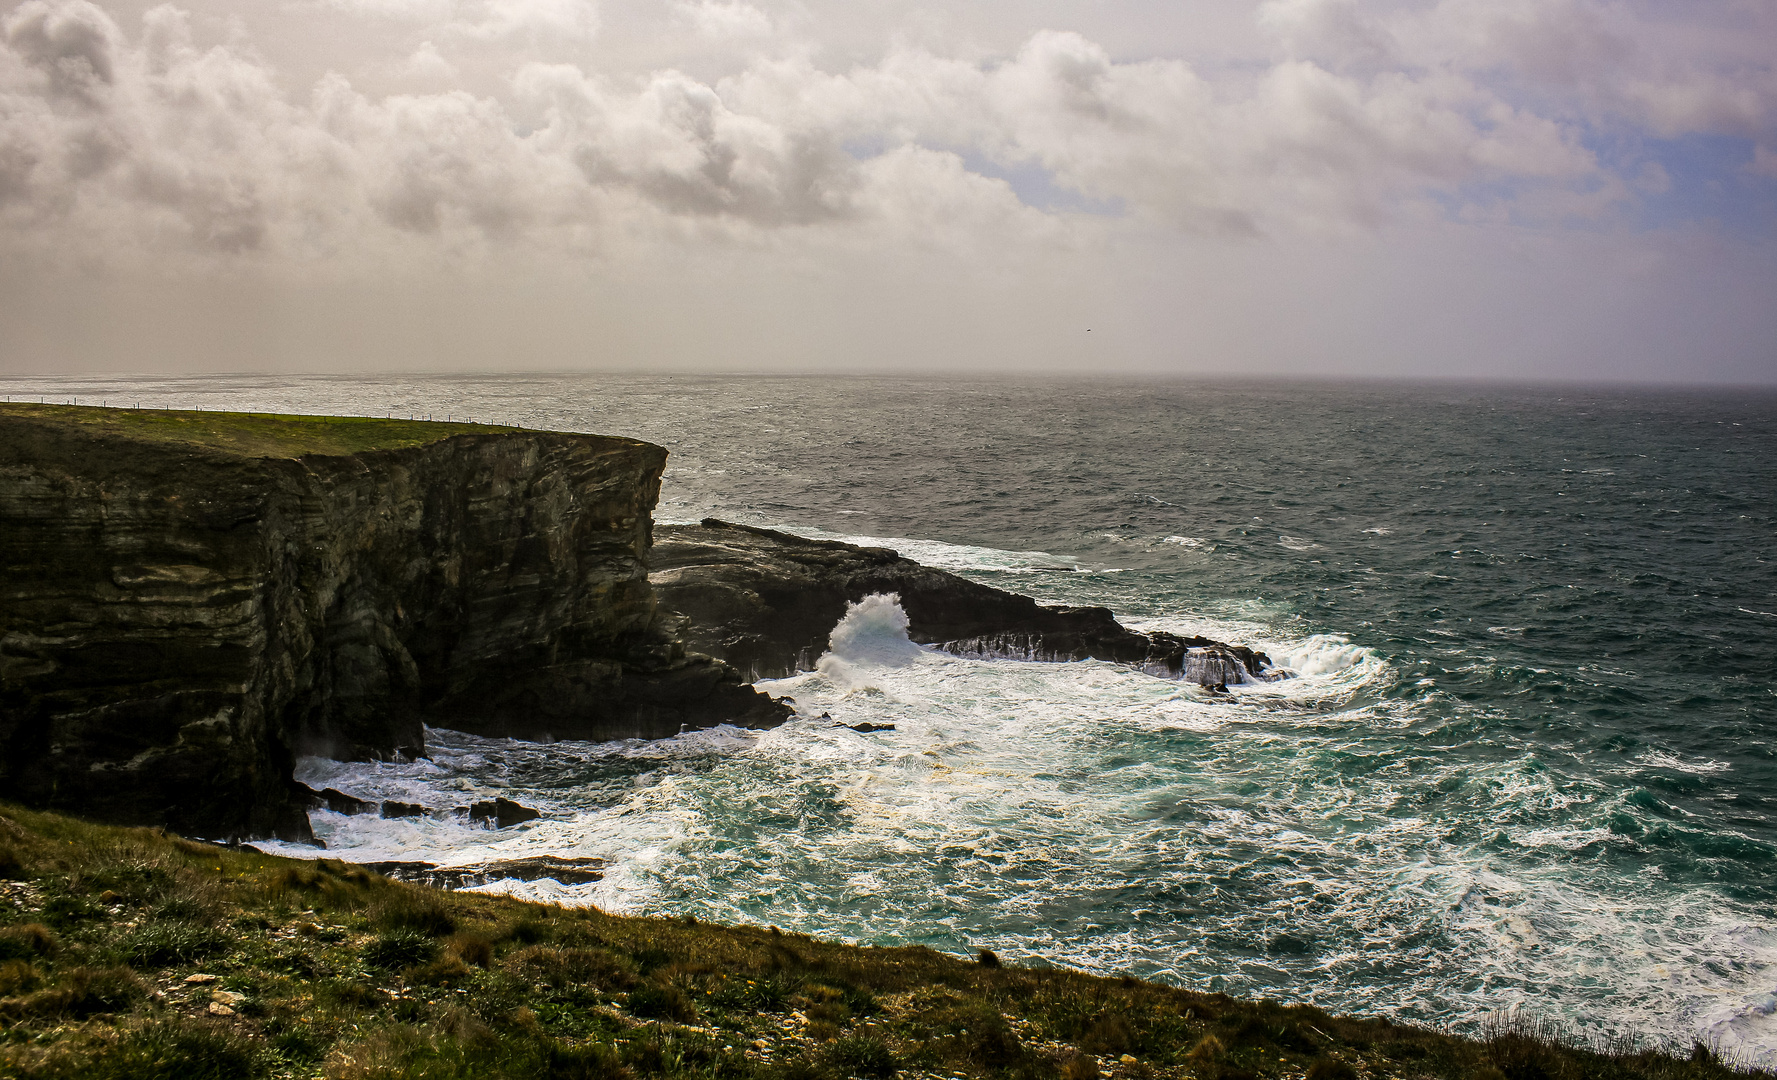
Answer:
xmin=1259 ymin=0 xmax=1400 ymax=70
xmin=315 ymin=0 xmax=599 ymax=43
xmin=676 ymin=1 xmax=772 ymax=40
xmin=518 ymin=62 xmax=859 ymax=226
xmin=1399 ymin=0 xmax=1777 ymax=141
xmin=0 ymin=0 xmax=1769 ymax=278
xmin=399 ymin=40 xmax=457 ymax=80
xmin=4 ymin=0 xmax=118 ymax=104
xmin=1753 ymin=144 xmax=1777 ymax=180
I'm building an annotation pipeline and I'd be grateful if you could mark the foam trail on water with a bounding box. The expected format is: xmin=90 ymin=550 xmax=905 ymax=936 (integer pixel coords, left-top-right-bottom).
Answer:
xmin=763 ymin=525 xmax=1087 ymax=575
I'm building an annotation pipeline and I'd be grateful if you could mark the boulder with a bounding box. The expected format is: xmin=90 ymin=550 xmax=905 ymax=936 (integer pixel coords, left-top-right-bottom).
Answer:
xmin=310 ymin=787 xmax=375 ymax=816
xmin=468 ymin=797 xmax=541 ymax=829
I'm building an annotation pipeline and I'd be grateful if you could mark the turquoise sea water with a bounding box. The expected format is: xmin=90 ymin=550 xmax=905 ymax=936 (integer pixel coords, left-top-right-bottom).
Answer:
xmin=8 ymin=373 xmax=1775 ymax=1059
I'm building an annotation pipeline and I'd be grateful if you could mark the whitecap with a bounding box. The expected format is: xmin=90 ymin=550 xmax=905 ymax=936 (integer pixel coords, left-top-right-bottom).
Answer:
xmin=1637 ymin=751 xmax=1731 ymax=775
xmin=762 ymin=524 xmax=1083 ymax=575
xmin=1275 ymin=635 xmax=1371 ymax=678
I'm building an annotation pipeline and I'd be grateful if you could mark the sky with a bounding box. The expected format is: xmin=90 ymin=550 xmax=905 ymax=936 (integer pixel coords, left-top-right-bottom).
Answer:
xmin=0 ymin=0 xmax=1773 ymax=383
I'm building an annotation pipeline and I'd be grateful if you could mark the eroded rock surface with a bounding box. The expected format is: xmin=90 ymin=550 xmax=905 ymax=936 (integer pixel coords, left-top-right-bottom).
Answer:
xmin=651 ymin=520 xmax=1285 ymax=685
xmin=364 ymin=855 xmax=604 ymax=890
xmin=0 ymin=406 xmax=787 ymax=841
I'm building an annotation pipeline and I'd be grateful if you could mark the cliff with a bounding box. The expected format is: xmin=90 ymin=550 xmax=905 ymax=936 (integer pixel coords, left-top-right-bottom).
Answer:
xmin=0 ymin=405 xmax=786 ymax=842
xmin=651 ymin=520 xmax=1283 ymax=685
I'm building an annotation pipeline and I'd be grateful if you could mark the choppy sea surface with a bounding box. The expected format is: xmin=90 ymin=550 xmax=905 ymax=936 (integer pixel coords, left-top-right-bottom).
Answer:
xmin=8 ymin=373 xmax=1775 ymax=1059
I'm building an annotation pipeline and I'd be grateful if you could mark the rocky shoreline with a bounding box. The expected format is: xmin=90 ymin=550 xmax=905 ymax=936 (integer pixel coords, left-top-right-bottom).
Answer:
xmin=1 ymin=406 xmax=1285 ymax=848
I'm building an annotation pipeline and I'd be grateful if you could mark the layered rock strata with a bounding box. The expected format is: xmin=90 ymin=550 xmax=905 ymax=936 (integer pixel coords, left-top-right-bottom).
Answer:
xmin=0 ymin=406 xmax=786 ymax=842
xmin=652 ymin=519 xmax=1285 ymax=685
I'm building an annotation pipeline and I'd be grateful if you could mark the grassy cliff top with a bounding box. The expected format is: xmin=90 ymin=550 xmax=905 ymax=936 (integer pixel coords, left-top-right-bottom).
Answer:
xmin=0 ymin=803 xmax=1762 ymax=1080
xmin=0 ymin=402 xmax=525 ymax=460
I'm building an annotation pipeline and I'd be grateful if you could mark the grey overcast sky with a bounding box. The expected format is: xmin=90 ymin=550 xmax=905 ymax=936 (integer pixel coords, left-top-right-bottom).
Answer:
xmin=1 ymin=0 xmax=1774 ymax=382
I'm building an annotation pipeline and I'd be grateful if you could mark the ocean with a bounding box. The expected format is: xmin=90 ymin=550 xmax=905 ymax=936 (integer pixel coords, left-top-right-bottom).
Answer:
xmin=7 ymin=372 xmax=1774 ymax=1060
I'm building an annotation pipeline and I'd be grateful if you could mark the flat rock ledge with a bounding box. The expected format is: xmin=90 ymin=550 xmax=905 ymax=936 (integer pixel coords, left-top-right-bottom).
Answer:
xmin=362 ymin=855 xmax=605 ymax=890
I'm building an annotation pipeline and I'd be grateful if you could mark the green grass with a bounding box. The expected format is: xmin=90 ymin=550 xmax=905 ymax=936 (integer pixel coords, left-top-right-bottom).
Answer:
xmin=0 ymin=401 xmax=521 ymax=460
xmin=0 ymin=802 xmax=1766 ymax=1080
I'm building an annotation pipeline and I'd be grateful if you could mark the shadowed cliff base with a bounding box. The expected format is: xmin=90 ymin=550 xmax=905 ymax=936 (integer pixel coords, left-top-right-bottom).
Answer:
xmin=0 ymin=405 xmax=788 ymax=843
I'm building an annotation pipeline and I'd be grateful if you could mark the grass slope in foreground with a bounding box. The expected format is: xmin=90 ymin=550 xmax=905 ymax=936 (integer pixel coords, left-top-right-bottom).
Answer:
xmin=0 ymin=807 xmax=1763 ymax=1080
xmin=0 ymin=402 xmax=520 ymax=460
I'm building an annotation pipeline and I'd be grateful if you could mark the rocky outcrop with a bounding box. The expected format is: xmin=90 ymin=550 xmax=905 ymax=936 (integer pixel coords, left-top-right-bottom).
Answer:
xmin=0 ymin=406 xmax=787 ymax=842
xmin=651 ymin=520 xmax=1285 ymax=685
xmin=364 ymin=855 xmax=604 ymax=890
xmin=468 ymin=797 xmax=541 ymax=829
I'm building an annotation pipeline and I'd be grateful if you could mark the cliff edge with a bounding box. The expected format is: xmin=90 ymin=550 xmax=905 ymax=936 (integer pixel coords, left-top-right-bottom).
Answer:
xmin=0 ymin=405 xmax=786 ymax=842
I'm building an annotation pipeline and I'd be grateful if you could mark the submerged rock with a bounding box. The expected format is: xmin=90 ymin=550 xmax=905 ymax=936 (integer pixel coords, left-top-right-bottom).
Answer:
xmin=309 ymin=787 xmax=375 ymax=816
xmin=468 ymin=797 xmax=541 ymax=829
xmin=650 ymin=520 xmax=1286 ymax=686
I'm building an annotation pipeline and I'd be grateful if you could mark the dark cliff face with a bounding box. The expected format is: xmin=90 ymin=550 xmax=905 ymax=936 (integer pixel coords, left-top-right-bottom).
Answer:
xmin=0 ymin=407 xmax=787 ymax=841
xmin=650 ymin=520 xmax=1282 ymax=684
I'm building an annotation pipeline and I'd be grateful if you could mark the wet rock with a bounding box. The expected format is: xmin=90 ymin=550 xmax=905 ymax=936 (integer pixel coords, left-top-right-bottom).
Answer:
xmin=651 ymin=520 xmax=1286 ymax=687
xmin=363 ymin=854 xmax=604 ymax=889
xmin=844 ymin=722 xmax=896 ymax=733
xmin=309 ymin=787 xmax=375 ymax=816
xmin=469 ymin=797 xmax=541 ymax=829
xmin=379 ymin=800 xmax=425 ymax=819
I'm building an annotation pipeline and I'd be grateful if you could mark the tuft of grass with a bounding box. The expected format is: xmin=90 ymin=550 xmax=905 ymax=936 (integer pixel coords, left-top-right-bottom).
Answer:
xmin=24 ymin=1018 xmax=266 ymax=1080
xmin=0 ymin=959 xmax=44 ymax=995
xmin=372 ymin=890 xmax=459 ymax=937
xmin=363 ymin=930 xmax=439 ymax=970
xmin=38 ymin=893 xmax=104 ymax=929
xmin=116 ymin=922 xmax=228 ymax=966
xmin=1307 ymin=1057 xmax=1360 ymax=1080
xmin=0 ymin=923 xmax=60 ymax=961
xmin=626 ymin=983 xmax=698 ymax=1023
xmin=447 ymin=933 xmax=495 ymax=968
xmin=506 ymin=945 xmax=637 ymax=991
xmin=1061 ymin=1050 xmax=1102 ymax=1080
xmin=1 ymin=965 xmax=145 ymax=1019
xmin=825 ymin=1034 xmax=899 ymax=1078
xmin=74 ymin=857 xmax=178 ymax=905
